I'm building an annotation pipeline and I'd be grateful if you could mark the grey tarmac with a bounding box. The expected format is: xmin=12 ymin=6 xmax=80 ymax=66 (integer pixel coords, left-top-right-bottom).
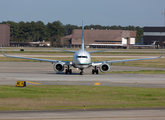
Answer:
xmin=0 ymin=62 xmax=165 ymax=87
xmin=0 ymin=109 xmax=165 ymax=120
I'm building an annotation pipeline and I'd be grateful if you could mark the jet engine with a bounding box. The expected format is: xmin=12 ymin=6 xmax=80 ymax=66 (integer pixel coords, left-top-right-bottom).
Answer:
xmin=53 ymin=62 xmax=64 ymax=72
xmin=99 ymin=63 xmax=110 ymax=72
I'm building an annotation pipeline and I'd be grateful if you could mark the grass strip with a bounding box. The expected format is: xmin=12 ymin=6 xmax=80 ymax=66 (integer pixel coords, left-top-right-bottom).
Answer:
xmin=0 ymin=85 xmax=165 ymax=110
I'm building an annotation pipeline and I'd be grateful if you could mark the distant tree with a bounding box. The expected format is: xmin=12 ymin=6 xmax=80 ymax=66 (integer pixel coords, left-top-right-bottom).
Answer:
xmin=136 ymin=27 xmax=143 ymax=43
xmin=110 ymin=25 xmax=118 ymax=30
xmin=47 ymin=21 xmax=64 ymax=46
xmin=4 ymin=21 xmax=19 ymax=42
xmin=1 ymin=20 xmax=143 ymax=46
xmin=64 ymin=24 xmax=80 ymax=36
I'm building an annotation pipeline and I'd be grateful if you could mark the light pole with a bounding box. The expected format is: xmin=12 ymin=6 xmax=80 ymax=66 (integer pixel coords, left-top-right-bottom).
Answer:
xmin=162 ymin=9 xmax=165 ymax=26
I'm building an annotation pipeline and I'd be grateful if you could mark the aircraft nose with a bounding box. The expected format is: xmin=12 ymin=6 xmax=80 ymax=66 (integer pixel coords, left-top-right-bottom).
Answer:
xmin=77 ymin=59 xmax=85 ymax=64
xmin=77 ymin=59 xmax=82 ymax=64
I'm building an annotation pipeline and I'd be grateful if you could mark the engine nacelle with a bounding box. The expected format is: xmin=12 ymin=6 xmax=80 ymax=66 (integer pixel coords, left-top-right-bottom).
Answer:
xmin=53 ymin=62 xmax=64 ymax=72
xmin=99 ymin=63 xmax=110 ymax=72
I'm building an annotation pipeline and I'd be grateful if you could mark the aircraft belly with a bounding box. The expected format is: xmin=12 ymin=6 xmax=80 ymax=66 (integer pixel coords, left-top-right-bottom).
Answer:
xmin=73 ymin=64 xmax=90 ymax=69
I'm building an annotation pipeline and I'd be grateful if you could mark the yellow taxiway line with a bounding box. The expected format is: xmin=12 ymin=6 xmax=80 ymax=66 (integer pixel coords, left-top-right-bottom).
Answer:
xmin=26 ymin=81 xmax=41 ymax=85
xmin=94 ymin=82 xmax=101 ymax=86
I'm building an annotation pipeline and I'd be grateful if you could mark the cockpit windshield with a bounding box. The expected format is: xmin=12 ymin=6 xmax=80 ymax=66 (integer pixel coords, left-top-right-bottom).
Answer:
xmin=76 ymin=56 xmax=88 ymax=58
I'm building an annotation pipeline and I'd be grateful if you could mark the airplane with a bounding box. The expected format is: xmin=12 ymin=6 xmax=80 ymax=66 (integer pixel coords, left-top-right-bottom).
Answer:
xmin=1 ymin=20 xmax=164 ymax=75
xmin=88 ymin=41 xmax=157 ymax=48
xmin=133 ymin=41 xmax=157 ymax=47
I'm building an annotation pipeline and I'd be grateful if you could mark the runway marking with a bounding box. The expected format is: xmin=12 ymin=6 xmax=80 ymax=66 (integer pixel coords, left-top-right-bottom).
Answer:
xmin=26 ymin=81 xmax=41 ymax=85
xmin=94 ymin=82 xmax=100 ymax=85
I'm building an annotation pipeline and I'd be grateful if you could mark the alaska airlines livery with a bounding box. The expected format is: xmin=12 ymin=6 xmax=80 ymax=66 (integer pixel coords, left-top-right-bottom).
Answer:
xmin=1 ymin=20 xmax=164 ymax=75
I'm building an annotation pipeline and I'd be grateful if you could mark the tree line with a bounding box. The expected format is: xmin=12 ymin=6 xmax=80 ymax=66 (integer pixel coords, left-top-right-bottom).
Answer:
xmin=0 ymin=21 xmax=143 ymax=46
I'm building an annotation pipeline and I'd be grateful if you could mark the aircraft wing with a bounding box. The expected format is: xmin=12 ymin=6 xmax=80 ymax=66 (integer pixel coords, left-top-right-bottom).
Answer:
xmin=92 ymin=47 xmax=164 ymax=66
xmin=1 ymin=46 xmax=71 ymax=64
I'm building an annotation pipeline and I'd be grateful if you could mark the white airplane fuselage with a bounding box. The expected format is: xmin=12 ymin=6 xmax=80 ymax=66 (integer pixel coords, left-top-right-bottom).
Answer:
xmin=73 ymin=50 xmax=91 ymax=69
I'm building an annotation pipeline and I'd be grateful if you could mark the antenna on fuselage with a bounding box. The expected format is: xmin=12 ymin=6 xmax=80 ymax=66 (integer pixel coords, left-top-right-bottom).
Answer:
xmin=81 ymin=19 xmax=84 ymax=50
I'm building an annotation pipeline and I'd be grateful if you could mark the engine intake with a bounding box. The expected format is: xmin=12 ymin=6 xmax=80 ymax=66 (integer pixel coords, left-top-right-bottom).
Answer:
xmin=99 ymin=63 xmax=110 ymax=72
xmin=53 ymin=62 xmax=64 ymax=72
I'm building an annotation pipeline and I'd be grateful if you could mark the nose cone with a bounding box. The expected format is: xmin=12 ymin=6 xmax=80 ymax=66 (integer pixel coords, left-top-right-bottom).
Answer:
xmin=77 ymin=58 xmax=86 ymax=64
xmin=73 ymin=50 xmax=91 ymax=65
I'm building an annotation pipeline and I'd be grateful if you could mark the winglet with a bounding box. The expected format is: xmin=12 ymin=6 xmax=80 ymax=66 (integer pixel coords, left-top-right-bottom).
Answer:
xmin=159 ymin=47 xmax=164 ymax=58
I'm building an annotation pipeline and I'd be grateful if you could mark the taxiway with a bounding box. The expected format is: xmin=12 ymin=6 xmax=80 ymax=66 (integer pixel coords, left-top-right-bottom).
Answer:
xmin=0 ymin=62 xmax=165 ymax=88
xmin=0 ymin=109 xmax=165 ymax=120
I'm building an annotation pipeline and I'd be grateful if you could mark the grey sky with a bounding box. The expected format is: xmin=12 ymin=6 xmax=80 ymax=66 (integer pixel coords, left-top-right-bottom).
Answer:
xmin=0 ymin=0 xmax=165 ymax=27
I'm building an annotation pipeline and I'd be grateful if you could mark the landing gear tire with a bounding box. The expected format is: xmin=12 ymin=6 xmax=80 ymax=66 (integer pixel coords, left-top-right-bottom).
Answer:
xmin=80 ymin=71 xmax=83 ymax=75
xmin=66 ymin=69 xmax=72 ymax=74
xmin=96 ymin=69 xmax=98 ymax=74
xmin=79 ymin=68 xmax=84 ymax=75
xmin=65 ymin=69 xmax=68 ymax=74
xmin=69 ymin=69 xmax=72 ymax=74
xmin=65 ymin=65 xmax=72 ymax=74
xmin=92 ymin=69 xmax=94 ymax=74
xmin=92 ymin=66 xmax=99 ymax=74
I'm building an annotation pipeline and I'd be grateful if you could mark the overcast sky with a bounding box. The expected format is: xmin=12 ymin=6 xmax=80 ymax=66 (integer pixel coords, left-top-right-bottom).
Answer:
xmin=0 ymin=0 xmax=165 ymax=27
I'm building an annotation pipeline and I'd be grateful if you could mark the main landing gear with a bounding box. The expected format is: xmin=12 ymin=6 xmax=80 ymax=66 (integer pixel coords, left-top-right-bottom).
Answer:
xmin=92 ymin=66 xmax=99 ymax=74
xmin=65 ymin=65 xmax=72 ymax=74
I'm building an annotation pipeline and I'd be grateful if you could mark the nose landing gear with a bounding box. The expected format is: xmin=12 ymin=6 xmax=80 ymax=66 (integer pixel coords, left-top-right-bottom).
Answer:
xmin=80 ymin=69 xmax=84 ymax=75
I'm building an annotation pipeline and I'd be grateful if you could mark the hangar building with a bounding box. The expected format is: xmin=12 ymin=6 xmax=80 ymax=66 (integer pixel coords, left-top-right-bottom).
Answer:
xmin=143 ymin=27 xmax=165 ymax=48
xmin=0 ymin=24 xmax=10 ymax=46
xmin=62 ymin=29 xmax=136 ymax=48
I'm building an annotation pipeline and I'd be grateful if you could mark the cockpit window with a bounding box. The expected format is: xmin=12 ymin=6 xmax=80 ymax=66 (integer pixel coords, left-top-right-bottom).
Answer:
xmin=76 ymin=56 xmax=88 ymax=58
xmin=82 ymin=56 xmax=87 ymax=58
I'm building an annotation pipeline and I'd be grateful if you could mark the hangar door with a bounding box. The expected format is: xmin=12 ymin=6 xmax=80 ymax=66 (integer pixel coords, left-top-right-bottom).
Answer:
xmin=122 ymin=38 xmax=127 ymax=44
xmin=130 ymin=37 xmax=135 ymax=44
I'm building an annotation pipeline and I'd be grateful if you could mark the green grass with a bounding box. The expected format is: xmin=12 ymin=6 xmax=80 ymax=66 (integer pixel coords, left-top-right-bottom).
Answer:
xmin=112 ymin=58 xmax=165 ymax=68
xmin=108 ymin=70 xmax=165 ymax=74
xmin=0 ymin=85 xmax=165 ymax=110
